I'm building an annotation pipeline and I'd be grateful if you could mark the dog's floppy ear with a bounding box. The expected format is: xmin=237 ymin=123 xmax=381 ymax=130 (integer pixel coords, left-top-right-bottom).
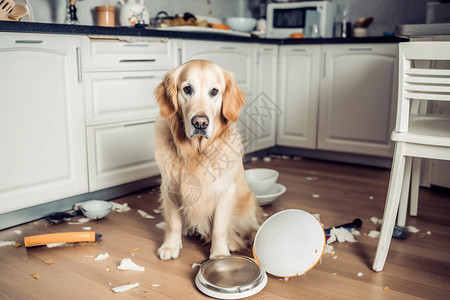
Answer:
xmin=221 ymin=71 xmax=245 ymax=122
xmin=155 ymin=69 xmax=179 ymax=119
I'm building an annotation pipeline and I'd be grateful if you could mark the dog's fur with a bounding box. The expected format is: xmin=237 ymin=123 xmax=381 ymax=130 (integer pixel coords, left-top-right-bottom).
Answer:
xmin=154 ymin=60 xmax=263 ymax=260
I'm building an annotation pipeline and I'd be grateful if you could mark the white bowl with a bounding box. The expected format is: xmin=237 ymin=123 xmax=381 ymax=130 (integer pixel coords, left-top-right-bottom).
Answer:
xmin=80 ymin=200 xmax=112 ymax=219
xmin=256 ymin=183 xmax=286 ymax=206
xmin=245 ymin=168 xmax=279 ymax=196
xmin=253 ymin=209 xmax=325 ymax=277
xmin=225 ymin=17 xmax=257 ymax=32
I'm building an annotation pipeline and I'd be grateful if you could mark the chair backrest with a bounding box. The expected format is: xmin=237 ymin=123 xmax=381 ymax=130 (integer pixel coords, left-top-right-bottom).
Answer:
xmin=396 ymin=42 xmax=450 ymax=133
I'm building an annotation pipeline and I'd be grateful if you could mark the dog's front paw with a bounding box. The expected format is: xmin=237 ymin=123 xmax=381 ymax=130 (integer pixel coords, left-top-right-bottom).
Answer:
xmin=157 ymin=242 xmax=182 ymax=261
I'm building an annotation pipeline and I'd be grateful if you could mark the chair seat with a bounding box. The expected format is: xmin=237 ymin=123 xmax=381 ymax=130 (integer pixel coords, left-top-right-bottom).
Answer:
xmin=391 ymin=115 xmax=450 ymax=147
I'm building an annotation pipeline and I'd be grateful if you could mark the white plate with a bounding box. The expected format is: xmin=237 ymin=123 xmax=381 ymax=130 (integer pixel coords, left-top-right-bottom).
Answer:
xmin=154 ymin=26 xmax=251 ymax=37
xmin=256 ymin=183 xmax=286 ymax=206
xmin=253 ymin=209 xmax=326 ymax=277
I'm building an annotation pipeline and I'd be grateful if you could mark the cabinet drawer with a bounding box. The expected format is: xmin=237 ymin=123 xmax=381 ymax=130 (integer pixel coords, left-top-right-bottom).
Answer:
xmin=83 ymin=39 xmax=176 ymax=71
xmin=0 ymin=32 xmax=71 ymax=52
xmin=87 ymin=120 xmax=160 ymax=191
xmin=85 ymin=70 xmax=164 ymax=125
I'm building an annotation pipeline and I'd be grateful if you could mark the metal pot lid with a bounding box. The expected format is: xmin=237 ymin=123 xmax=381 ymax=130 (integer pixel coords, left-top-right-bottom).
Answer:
xmin=195 ymin=255 xmax=267 ymax=299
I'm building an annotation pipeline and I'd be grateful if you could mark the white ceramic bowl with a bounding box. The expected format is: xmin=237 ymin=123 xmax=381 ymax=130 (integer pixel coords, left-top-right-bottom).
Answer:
xmin=80 ymin=200 xmax=112 ymax=219
xmin=225 ymin=17 xmax=257 ymax=32
xmin=253 ymin=209 xmax=325 ymax=277
xmin=256 ymin=183 xmax=286 ymax=206
xmin=245 ymin=168 xmax=279 ymax=196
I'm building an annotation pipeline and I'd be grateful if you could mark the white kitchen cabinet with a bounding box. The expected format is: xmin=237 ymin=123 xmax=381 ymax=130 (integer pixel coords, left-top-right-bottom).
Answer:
xmin=248 ymin=44 xmax=279 ymax=151
xmin=276 ymin=45 xmax=322 ymax=149
xmin=83 ymin=37 xmax=174 ymax=191
xmin=318 ymin=44 xmax=398 ymax=157
xmin=86 ymin=120 xmax=159 ymax=191
xmin=0 ymin=33 xmax=88 ymax=214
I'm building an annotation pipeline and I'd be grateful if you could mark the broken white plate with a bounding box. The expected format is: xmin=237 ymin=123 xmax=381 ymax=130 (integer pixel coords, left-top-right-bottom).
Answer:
xmin=253 ymin=209 xmax=326 ymax=277
xmin=255 ymin=183 xmax=286 ymax=206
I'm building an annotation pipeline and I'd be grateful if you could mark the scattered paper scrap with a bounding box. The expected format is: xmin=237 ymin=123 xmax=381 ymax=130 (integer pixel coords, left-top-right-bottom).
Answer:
xmin=191 ymin=263 xmax=201 ymax=269
xmin=312 ymin=194 xmax=320 ymax=198
xmin=13 ymin=229 xmax=22 ymax=235
xmin=155 ymin=222 xmax=166 ymax=231
xmin=406 ymin=225 xmax=420 ymax=233
xmin=47 ymin=243 xmax=66 ymax=248
xmin=263 ymin=157 xmax=271 ymax=162
xmin=151 ymin=284 xmax=161 ymax=287
xmin=312 ymin=214 xmax=321 ymax=222
xmin=357 ymin=272 xmax=363 ymax=277
xmin=0 ymin=241 xmax=16 ymax=247
xmin=324 ymin=244 xmax=335 ymax=254
xmin=43 ymin=259 xmax=54 ymax=265
xmin=350 ymin=228 xmax=360 ymax=236
xmin=117 ymin=258 xmax=145 ymax=271
xmin=283 ymin=277 xmax=289 ymax=282
xmin=369 ymin=196 xmax=374 ymax=200
xmin=250 ymin=157 xmax=258 ymax=162
xmin=82 ymin=227 xmax=91 ymax=230
xmin=95 ymin=252 xmax=109 ymax=261
xmin=327 ymin=228 xmax=357 ymax=244
xmin=68 ymin=217 xmax=90 ymax=225
xmin=153 ymin=209 xmax=162 ymax=214
xmin=31 ymin=273 xmax=40 ymax=280
xmin=305 ymin=177 xmax=318 ymax=181
xmin=137 ymin=209 xmax=155 ymax=219
xmin=111 ymin=202 xmax=131 ymax=213
xmin=426 ymin=231 xmax=432 ymax=235
xmin=370 ymin=216 xmax=383 ymax=225
xmin=333 ymin=255 xmax=338 ymax=260
xmin=368 ymin=230 xmax=380 ymax=238
xmin=112 ymin=282 xmax=140 ymax=293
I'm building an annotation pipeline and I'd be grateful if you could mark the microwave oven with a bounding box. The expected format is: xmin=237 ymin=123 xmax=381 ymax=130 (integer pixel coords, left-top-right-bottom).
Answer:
xmin=266 ymin=1 xmax=336 ymax=38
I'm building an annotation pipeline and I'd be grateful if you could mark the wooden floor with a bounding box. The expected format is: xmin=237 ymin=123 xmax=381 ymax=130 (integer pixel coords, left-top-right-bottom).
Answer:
xmin=1 ymin=157 xmax=449 ymax=299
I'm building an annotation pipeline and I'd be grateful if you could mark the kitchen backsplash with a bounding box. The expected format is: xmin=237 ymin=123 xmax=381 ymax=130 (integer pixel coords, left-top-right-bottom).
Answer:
xmin=28 ymin=0 xmax=428 ymax=37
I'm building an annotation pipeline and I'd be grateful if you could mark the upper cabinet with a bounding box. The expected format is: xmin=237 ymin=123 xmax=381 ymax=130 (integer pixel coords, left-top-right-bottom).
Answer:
xmin=318 ymin=44 xmax=398 ymax=157
xmin=276 ymin=45 xmax=322 ymax=149
xmin=0 ymin=33 xmax=88 ymax=213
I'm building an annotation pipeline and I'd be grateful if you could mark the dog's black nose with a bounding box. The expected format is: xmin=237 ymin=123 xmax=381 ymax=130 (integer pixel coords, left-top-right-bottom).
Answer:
xmin=191 ymin=115 xmax=209 ymax=130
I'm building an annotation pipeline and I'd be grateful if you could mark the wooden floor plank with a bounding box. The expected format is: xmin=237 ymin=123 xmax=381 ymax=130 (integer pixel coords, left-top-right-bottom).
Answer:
xmin=0 ymin=157 xmax=449 ymax=299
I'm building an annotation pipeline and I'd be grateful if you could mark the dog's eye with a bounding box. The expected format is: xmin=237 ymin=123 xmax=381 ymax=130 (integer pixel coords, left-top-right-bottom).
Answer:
xmin=183 ymin=86 xmax=192 ymax=95
xmin=210 ymin=88 xmax=219 ymax=96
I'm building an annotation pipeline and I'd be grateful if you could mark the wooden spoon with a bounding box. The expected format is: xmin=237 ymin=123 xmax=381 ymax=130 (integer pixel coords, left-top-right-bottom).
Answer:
xmin=8 ymin=4 xmax=26 ymax=20
xmin=0 ymin=0 xmax=15 ymax=21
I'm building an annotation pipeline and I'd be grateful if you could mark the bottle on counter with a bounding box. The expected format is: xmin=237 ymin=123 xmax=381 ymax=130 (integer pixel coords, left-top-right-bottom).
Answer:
xmin=334 ymin=7 xmax=351 ymax=38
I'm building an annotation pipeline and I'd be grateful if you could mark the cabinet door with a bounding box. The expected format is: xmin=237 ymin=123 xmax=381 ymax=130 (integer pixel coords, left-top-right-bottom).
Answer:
xmin=276 ymin=45 xmax=321 ymax=149
xmin=318 ymin=44 xmax=398 ymax=157
xmin=0 ymin=33 xmax=88 ymax=213
xmin=87 ymin=120 xmax=159 ymax=191
xmin=248 ymin=44 xmax=279 ymax=151
xmin=181 ymin=40 xmax=252 ymax=94
xmin=84 ymin=70 xmax=164 ymax=125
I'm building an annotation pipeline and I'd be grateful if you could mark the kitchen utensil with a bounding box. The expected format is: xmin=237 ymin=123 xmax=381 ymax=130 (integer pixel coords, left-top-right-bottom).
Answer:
xmin=253 ymin=209 xmax=325 ymax=277
xmin=245 ymin=168 xmax=279 ymax=196
xmin=80 ymin=200 xmax=112 ymax=219
xmin=255 ymin=183 xmax=286 ymax=206
xmin=195 ymin=255 xmax=267 ymax=299
xmin=95 ymin=6 xmax=116 ymax=27
xmin=0 ymin=0 xmax=15 ymax=21
xmin=324 ymin=218 xmax=363 ymax=236
xmin=6 ymin=4 xmax=25 ymax=21
xmin=24 ymin=231 xmax=102 ymax=247
xmin=224 ymin=17 xmax=257 ymax=32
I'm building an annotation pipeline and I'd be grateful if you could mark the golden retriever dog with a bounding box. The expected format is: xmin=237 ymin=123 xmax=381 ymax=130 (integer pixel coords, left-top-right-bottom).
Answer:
xmin=154 ymin=60 xmax=263 ymax=260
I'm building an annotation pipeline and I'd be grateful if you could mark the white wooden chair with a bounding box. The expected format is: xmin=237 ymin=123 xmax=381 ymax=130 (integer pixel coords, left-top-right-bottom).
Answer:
xmin=373 ymin=41 xmax=450 ymax=272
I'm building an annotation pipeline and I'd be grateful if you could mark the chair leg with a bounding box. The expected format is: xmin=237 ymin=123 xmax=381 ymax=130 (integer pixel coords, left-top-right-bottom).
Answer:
xmin=373 ymin=143 xmax=406 ymax=272
xmin=410 ymin=157 xmax=421 ymax=216
xmin=397 ymin=156 xmax=412 ymax=227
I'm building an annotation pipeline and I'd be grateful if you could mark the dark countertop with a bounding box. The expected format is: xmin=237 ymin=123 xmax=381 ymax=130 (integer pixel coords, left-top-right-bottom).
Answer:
xmin=0 ymin=21 xmax=405 ymax=44
xmin=396 ymin=23 xmax=450 ymax=38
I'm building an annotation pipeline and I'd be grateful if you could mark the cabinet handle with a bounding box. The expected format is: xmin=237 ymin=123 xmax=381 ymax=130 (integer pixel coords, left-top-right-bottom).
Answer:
xmin=123 ymin=120 xmax=155 ymax=127
xmin=348 ymin=48 xmax=373 ymax=51
xmin=178 ymin=48 xmax=182 ymax=65
xmin=15 ymin=40 xmax=43 ymax=44
xmin=292 ymin=49 xmax=306 ymax=52
xmin=322 ymin=52 xmax=327 ymax=77
xmin=218 ymin=46 xmax=236 ymax=50
xmin=123 ymin=44 xmax=150 ymax=47
xmin=76 ymin=47 xmax=82 ymax=83
xmin=122 ymin=75 xmax=156 ymax=80
xmin=119 ymin=59 xmax=156 ymax=63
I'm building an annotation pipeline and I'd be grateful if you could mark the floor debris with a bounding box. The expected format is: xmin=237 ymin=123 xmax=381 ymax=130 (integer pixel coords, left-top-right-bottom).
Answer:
xmin=368 ymin=230 xmax=380 ymax=238
xmin=47 ymin=243 xmax=66 ymax=248
xmin=312 ymin=194 xmax=320 ymax=198
xmin=357 ymin=272 xmax=363 ymax=277
xmin=112 ymin=282 xmax=140 ymax=293
xmin=43 ymin=259 xmax=54 ymax=265
xmin=370 ymin=216 xmax=383 ymax=225
xmin=0 ymin=241 xmax=16 ymax=247
xmin=153 ymin=209 xmax=162 ymax=214
xmin=68 ymin=217 xmax=90 ymax=225
xmin=13 ymin=229 xmax=22 ymax=235
xmin=137 ymin=209 xmax=155 ymax=219
xmin=155 ymin=222 xmax=166 ymax=231
xmin=95 ymin=252 xmax=109 ymax=261
xmin=117 ymin=258 xmax=145 ymax=271
xmin=111 ymin=202 xmax=131 ymax=213
xmin=384 ymin=286 xmax=391 ymax=292
xmin=31 ymin=273 xmax=40 ymax=280
xmin=327 ymin=227 xmax=357 ymax=244
xmin=324 ymin=244 xmax=335 ymax=254
xmin=406 ymin=225 xmax=420 ymax=233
